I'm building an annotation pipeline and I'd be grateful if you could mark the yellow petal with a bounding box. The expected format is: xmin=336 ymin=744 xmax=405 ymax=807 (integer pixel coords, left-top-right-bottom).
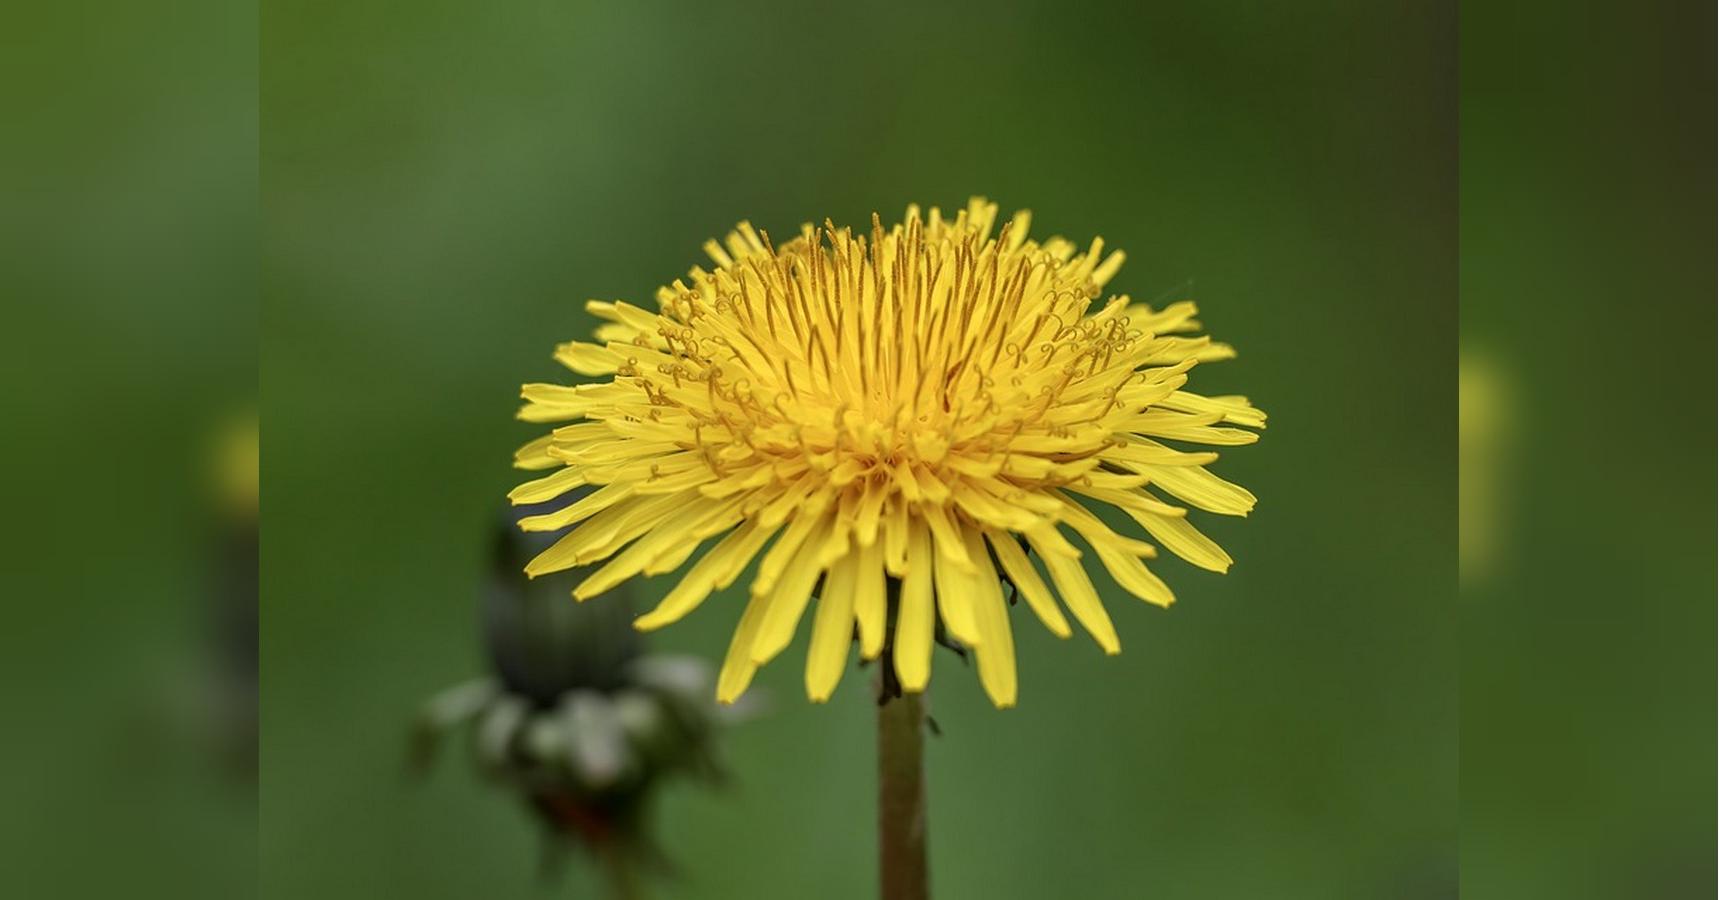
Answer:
xmin=750 ymin=502 xmax=828 ymax=597
xmin=1157 ymin=390 xmax=1267 ymax=428
xmin=1129 ymin=506 xmax=1232 ymax=573
xmin=1090 ymin=543 xmax=1176 ymax=608
xmin=951 ymin=480 xmax=1039 ymax=531
xmin=572 ymin=496 xmax=735 ymax=601
xmin=507 ymin=466 xmax=586 ymax=505
xmin=717 ymin=590 xmax=771 ymax=704
xmin=805 ymin=552 xmax=857 ymax=702
xmin=520 ymin=489 xmax=643 ymax=577
xmin=513 ymin=435 xmax=559 ymax=471
xmin=1069 ymin=483 xmax=1188 ymax=518
xmin=634 ymin=519 xmax=773 ymax=632
xmin=1053 ymin=495 xmax=1159 ymax=559
xmin=1147 ymin=465 xmax=1257 ymax=516
xmin=1099 ymin=440 xmax=1220 ymax=468
xmin=893 ymin=518 xmax=936 ymax=691
xmin=750 ymin=513 xmax=835 ymax=666
xmin=932 ymin=529 xmax=982 ymax=647
xmin=553 ymin=492 xmax=684 ymax=567
xmin=645 ymin=535 xmax=704 ymax=575
xmin=516 ymin=482 xmax=633 ymax=534
xmin=985 ymin=527 xmax=1071 ymax=638
xmin=852 ymin=539 xmax=887 ymax=660
xmin=882 ymin=496 xmax=911 ymax=577
xmin=553 ymin=341 xmax=624 ymax=376
xmin=853 ymin=479 xmax=889 ymax=546
xmin=1028 ymin=528 xmax=1120 ymax=654
xmin=962 ymin=527 xmax=1017 ymax=707
xmin=1090 ymin=248 xmax=1125 ymax=289
xmin=921 ymin=502 xmax=973 ymax=572
xmin=1126 ymin=410 xmax=1259 ymax=446
xmin=641 ymin=498 xmax=747 ymax=575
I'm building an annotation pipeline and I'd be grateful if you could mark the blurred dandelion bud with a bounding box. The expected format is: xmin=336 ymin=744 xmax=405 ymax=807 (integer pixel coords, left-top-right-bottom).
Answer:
xmin=199 ymin=411 xmax=259 ymax=781
xmin=412 ymin=496 xmax=750 ymax=891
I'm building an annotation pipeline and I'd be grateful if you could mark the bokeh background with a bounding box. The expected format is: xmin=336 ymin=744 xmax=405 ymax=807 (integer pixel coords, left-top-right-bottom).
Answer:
xmin=263 ymin=2 xmax=1454 ymax=899
xmin=2 ymin=2 xmax=255 ymax=898
xmin=7 ymin=2 xmax=1711 ymax=899
xmin=1459 ymin=2 xmax=1714 ymax=897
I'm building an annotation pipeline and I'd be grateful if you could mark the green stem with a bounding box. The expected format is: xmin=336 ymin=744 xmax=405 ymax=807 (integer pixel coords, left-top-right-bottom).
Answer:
xmin=599 ymin=842 xmax=643 ymax=900
xmin=877 ymin=688 xmax=930 ymax=900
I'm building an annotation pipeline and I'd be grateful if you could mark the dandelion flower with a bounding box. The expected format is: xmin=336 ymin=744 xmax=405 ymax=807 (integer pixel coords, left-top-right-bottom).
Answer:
xmin=512 ymin=198 xmax=1264 ymax=708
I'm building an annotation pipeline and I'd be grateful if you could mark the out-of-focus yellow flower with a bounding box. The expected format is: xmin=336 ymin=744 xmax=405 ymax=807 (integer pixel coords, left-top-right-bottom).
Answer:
xmin=212 ymin=412 xmax=258 ymax=519
xmin=512 ymin=199 xmax=1264 ymax=707
xmin=1459 ymin=354 xmax=1511 ymax=582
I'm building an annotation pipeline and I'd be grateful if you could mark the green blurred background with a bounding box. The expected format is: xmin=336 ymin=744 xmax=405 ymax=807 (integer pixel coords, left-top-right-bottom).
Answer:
xmin=2 ymin=2 xmax=255 ymax=898
xmin=1460 ymin=2 xmax=1714 ymax=898
xmin=8 ymin=1 xmax=1711 ymax=898
xmin=263 ymin=3 xmax=1454 ymax=898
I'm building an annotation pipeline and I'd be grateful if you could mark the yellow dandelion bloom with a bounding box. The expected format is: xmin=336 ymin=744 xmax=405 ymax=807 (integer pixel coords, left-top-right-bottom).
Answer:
xmin=512 ymin=198 xmax=1264 ymax=708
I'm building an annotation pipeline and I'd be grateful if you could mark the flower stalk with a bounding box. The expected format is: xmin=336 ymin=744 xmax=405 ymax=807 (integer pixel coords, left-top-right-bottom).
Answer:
xmin=876 ymin=687 xmax=930 ymax=900
xmin=599 ymin=842 xmax=644 ymax=900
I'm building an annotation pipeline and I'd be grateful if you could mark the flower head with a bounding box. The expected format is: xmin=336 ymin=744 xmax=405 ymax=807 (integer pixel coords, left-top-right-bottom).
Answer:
xmin=513 ymin=198 xmax=1264 ymax=707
